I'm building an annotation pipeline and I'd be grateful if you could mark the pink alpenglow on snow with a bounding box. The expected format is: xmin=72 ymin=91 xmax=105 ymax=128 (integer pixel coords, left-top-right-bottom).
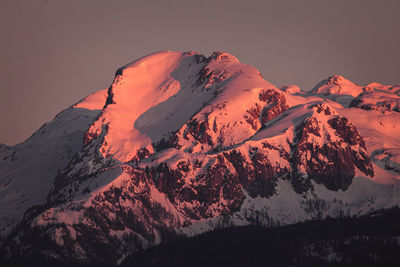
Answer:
xmin=1 ymin=50 xmax=400 ymax=265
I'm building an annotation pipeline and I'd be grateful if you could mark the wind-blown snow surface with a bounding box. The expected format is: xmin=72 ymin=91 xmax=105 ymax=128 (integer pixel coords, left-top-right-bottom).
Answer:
xmin=1 ymin=51 xmax=399 ymax=264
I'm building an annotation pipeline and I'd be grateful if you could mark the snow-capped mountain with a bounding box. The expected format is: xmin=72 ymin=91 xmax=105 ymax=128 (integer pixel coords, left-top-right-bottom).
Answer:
xmin=1 ymin=51 xmax=399 ymax=265
xmin=0 ymin=90 xmax=107 ymax=237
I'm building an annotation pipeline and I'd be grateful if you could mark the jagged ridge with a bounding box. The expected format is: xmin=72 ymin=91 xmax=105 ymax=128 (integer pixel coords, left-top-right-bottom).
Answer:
xmin=1 ymin=51 xmax=399 ymax=265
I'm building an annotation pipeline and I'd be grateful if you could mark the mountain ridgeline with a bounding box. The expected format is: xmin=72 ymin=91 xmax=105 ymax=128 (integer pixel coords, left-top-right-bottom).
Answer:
xmin=0 ymin=51 xmax=399 ymax=265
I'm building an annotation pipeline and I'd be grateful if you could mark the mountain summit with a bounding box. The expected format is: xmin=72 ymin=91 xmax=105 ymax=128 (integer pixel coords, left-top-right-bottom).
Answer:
xmin=1 ymin=51 xmax=399 ymax=265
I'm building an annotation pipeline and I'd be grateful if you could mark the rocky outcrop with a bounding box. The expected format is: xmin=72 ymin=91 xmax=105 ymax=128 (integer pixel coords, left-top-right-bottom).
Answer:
xmin=291 ymin=103 xmax=373 ymax=192
xmin=350 ymin=91 xmax=400 ymax=113
xmin=1 ymin=51 xmax=399 ymax=265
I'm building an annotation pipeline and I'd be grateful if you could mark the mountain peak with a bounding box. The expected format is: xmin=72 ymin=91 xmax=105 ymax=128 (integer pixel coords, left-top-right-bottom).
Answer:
xmin=207 ymin=51 xmax=239 ymax=63
xmin=1 ymin=51 xmax=400 ymax=266
xmin=311 ymin=75 xmax=362 ymax=96
xmin=327 ymin=74 xmax=350 ymax=84
xmin=80 ymin=50 xmax=276 ymax=164
xmin=72 ymin=89 xmax=108 ymax=110
xmin=279 ymin=84 xmax=302 ymax=94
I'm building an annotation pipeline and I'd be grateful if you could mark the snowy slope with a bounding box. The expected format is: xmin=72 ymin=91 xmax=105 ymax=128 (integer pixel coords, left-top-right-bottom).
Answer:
xmin=350 ymin=90 xmax=400 ymax=112
xmin=305 ymin=77 xmax=400 ymax=184
xmin=279 ymin=84 xmax=303 ymax=94
xmin=309 ymin=75 xmax=364 ymax=107
xmin=0 ymin=51 xmax=399 ymax=264
xmin=308 ymin=79 xmax=400 ymax=184
xmin=311 ymin=75 xmax=363 ymax=97
xmin=0 ymin=90 xmax=107 ymax=239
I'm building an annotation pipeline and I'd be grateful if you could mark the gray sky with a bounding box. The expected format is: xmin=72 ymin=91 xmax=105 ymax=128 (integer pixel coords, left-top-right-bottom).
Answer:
xmin=1 ymin=0 xmax=399 ymax=145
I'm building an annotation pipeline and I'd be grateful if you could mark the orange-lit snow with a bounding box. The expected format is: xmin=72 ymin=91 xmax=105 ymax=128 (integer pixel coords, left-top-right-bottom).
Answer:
xmin=1 ymin=50 xmax=399 ymax=251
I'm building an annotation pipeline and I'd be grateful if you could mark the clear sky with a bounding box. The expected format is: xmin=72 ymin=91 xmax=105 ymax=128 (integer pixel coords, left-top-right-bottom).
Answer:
xmin=1 ymin=0 xmax=399 ymax=145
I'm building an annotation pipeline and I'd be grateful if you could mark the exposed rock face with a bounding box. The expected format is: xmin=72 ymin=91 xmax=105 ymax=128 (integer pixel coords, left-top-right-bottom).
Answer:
xmin=178 ymin=88 xmax=289 ymax=152
xmin=290 ymin=103 xmax=373 ymax=192
xmin=279 ymin=84 xmax=302 ymax=94
xmin=2 ymin=100 xmax=377 ymax=264
xmin=258 ymin=89 xmax=289 ymax=124
xmin=1 ymin=51 xmax=399 ymax=265
xmin=371 ymin=148 xmax=400 ymax=175
xmin=350 ymin=91 xmax=400 ymax=113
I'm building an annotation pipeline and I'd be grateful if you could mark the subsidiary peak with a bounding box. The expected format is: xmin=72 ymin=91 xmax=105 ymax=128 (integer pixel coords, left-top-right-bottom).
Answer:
xmin=1 ymin=50 xmax=400 ymax=266
xmin=207 ymin=51 xmax=239 ymax=63
xmin=311 ymin=75 xmax=363 ymax=97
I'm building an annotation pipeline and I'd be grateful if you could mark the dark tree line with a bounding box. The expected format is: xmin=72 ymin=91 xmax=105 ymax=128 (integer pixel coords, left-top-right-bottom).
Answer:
xmin=1 ymin=207 xmax=400 ymax=267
